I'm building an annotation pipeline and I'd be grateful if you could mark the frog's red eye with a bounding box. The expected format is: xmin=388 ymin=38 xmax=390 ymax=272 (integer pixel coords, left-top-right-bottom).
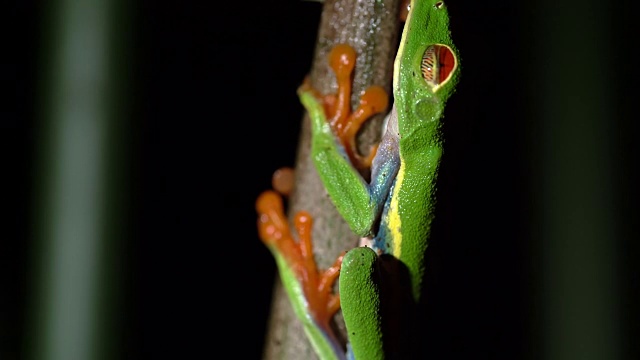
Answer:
xmin=420 ymin=44 xmax=456 ymax=90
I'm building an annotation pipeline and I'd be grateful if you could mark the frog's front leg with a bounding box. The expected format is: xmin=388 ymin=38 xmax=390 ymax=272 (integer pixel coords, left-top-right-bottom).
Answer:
xmin=256 ymin=169 xmax=345 ymax=360
xmin=300 ymin=44 xmax=389 ymax=172
xmin=298 ymin=44 xmax=400 ymax=240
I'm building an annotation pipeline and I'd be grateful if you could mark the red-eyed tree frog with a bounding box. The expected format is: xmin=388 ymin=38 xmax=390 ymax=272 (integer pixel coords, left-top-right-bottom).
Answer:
xmin=256 ymin=1 xmax=461 ymax=359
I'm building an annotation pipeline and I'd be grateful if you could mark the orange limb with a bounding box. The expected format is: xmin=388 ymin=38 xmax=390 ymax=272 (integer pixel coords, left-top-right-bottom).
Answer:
xmin=304 ymin=44 xmax=390 ymax=170
xmin=256 ymin=183 xmax=344 ymax=331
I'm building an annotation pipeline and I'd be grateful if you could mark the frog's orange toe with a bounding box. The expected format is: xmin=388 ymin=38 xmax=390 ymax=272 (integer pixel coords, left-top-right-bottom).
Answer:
xmin=360 ymin=85 xmax=389 ymax=114
xmin=272 ymin=167 xmax=295 ymax=196
xmin=328 ymin=44 xmax=357 ymax=79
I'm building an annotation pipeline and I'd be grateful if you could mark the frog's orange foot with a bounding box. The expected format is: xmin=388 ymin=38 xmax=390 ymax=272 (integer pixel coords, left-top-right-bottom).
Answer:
xmin=256 ymin=174 xmax=343 ymax=329
xmin=307 ymin=43 xmax=390 ymax=170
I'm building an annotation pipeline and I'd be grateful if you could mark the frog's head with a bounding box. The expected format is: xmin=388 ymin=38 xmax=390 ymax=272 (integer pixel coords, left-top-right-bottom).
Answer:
xmin=393 ymin=0 xmax=461 ymax=133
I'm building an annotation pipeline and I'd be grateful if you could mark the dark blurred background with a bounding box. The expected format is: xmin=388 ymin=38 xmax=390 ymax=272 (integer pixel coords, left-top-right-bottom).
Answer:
xmin=4 ymin=0 xmax=638 ymax=359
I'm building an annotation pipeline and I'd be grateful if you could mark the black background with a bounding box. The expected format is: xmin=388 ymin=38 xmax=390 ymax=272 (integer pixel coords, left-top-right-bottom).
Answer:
xmin=5 ymin=1 xmax=638 ymax=359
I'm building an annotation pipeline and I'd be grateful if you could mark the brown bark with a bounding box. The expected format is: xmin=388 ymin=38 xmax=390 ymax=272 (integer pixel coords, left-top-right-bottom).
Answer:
xmin=261 ymin=0 xmax=402 ymax=359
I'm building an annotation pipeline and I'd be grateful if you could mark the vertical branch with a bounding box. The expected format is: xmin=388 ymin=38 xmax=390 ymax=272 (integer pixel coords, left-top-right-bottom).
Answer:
xmin=26 ymin=1 xmax=130 ymax=359
xmin=262 ymin=0 xmax=401 ymax=359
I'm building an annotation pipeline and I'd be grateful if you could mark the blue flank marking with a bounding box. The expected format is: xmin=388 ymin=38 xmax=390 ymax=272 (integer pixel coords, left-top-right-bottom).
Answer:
xmin=367 ymin=119 xmax=401 ymax=255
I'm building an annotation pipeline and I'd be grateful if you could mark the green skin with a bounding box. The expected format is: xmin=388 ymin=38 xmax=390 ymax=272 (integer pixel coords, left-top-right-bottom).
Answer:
xmin=275 ymin=1 xmax=461 ymax=359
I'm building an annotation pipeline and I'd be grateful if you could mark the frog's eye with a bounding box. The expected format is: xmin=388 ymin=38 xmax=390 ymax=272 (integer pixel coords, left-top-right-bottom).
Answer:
xmin=420 ymin=44 xmax=456 ymax=90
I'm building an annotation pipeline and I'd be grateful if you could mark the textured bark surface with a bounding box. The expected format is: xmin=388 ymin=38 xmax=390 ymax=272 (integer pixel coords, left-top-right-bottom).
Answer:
xmin=262 ymin=0 xmax=401 ymax=359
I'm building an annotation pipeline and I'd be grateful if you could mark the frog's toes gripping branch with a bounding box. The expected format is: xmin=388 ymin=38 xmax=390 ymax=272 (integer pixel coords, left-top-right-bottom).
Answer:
xmin=299 ymin=44 xmax=389 ymax=171
xmin=256 ymin=185 xmax=346 ymax=359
